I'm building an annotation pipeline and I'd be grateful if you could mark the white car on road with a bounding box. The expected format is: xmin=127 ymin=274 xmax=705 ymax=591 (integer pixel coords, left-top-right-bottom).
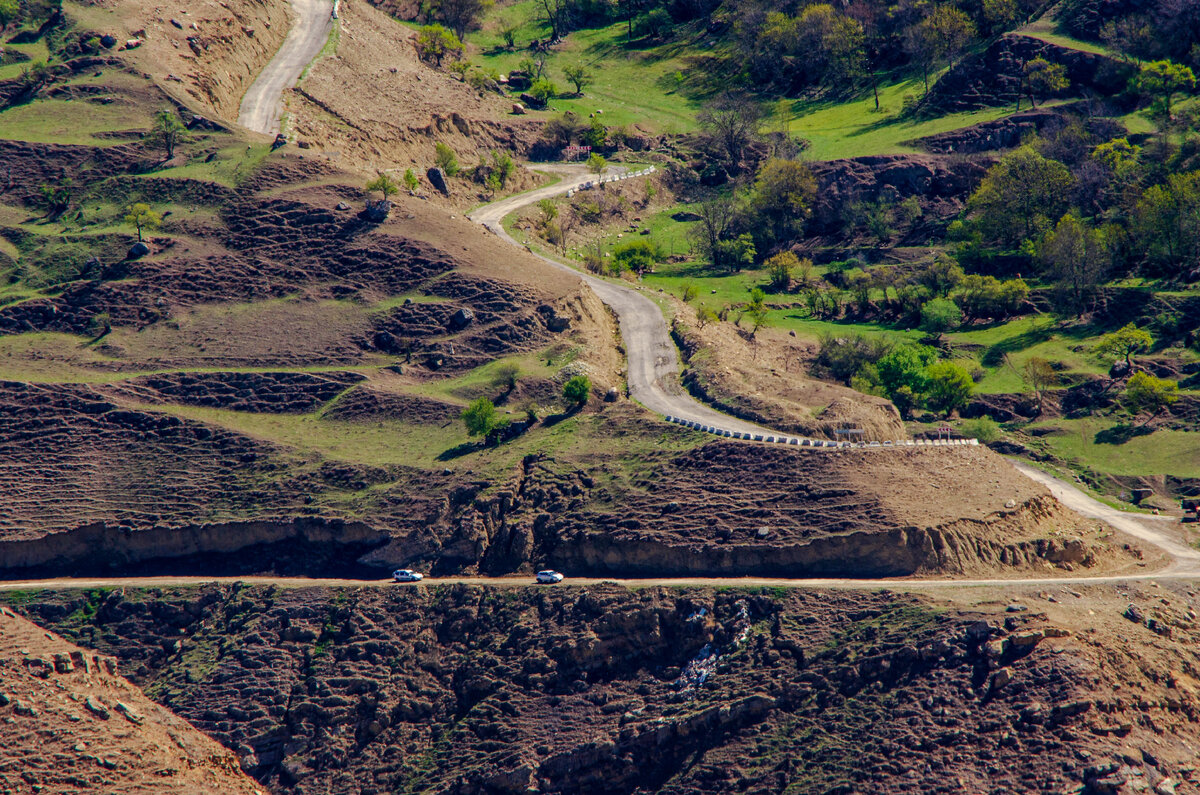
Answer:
xmin=392 ymin=569 xmax=424 ymax=583
xmin=536 ymin=570 xmax=565 ymax=584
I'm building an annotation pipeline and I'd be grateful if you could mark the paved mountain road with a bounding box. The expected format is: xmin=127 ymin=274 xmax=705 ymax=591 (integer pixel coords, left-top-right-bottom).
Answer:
xmin=470 ymin=166 xmax=776 ymax=437
xmin=237 ymin=0 xmax=333 ymax=135
xmin=88 ymin=15 xmax=1189 ymax=595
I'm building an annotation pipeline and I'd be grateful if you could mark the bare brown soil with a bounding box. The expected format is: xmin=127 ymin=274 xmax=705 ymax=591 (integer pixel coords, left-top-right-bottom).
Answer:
xmin=285 ymin=0 xmax=541 ymax=184
xmin=0 ymin=603 xmax=263 ymax=794
xmin=14 ymin=583 xmax=1200 ymax=795
xmin=671 ymin=307 xmax=908 ymax=441
xmin=71 ymin=0 xmax=292 ymax=124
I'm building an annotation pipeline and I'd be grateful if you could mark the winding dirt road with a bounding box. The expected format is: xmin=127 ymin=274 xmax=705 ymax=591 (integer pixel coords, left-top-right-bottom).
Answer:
xmin=237 ymin=0 xmax=333 ymax=135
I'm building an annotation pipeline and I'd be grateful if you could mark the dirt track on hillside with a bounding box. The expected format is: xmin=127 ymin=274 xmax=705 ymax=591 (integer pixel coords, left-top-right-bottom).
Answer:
xmin=238 ymin=0 xmax=332 ymax=134
xmin=470 ymin=167 xmax=776 ymax=436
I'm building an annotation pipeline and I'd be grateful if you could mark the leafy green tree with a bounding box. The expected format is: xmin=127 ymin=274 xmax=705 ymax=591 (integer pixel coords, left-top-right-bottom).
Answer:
xmin=492 ymin=362 xmax=521 ymax=391
xmin=877 ymin=344 xmax=937 ymax=400
xmin=955 ymin=274 xmax=1029 ymax=320
xmin=1136 ymin=60 xmax=1196 ymax=121
xmin=586 ymin=152 xmax=607 ymax=181
xmin=981 ymin=0 xmax=1017 ymax=34
xmin=490 ymin=150 xmax=515 ymax=188
xmin=462 ymin=397 xmax=510 ymax=443
xmin=920 ymin=297 xmax=962 ymax=332
xmin=0 ymin=0 xmax=20 ymax=31
xmin=37 ymin=177 xmax=73 ymax=218
xmin=124 ymin=203 xmax=161 ymax=242
xmin=435 ymin=142 xmax=460 ymax=176
xmin=968 ymin=147 xmax=1073 ymax=245
xmin=146 ymin=110 xmax=188 ymax=159
xmin=582 ymin=117 xmax=607 ymax=148
xmin=1134 ymin=171 xmax=1200 ymax=273
xmin=749 ymin=158 xmax=817 ymax=248
xmin=1021 ymin=57 xmax=1069 ymax=110
xmin=688 ymin=196 xmax=736 ymax=270
xmin=1096 ymin=323 xmax=1153 ymax=367
xmin=403 ymin=168 xmax=420 ymax=192
xmin=366 ymin=172 xmax=399 ymax=201
xmin=613 ymin=239 xmax=659 ymax=274
xmin=537 ymin=198 xmax=558 ymax=226
xmin=563 ymin=374 xmax=591 ymax=406
xmin=924 ymin=361 xmax=974 ymax=415
xmin=765 ymin=251 xmax=799 ymax=291
xmin=1039 ymin=213 xmax=1106 ymax=316
xmin=563 ymin=64 xmax=592 ymax=95
xmin=416 ymin=24 xmax=463 ymax=67
xmin=529 ymin=78 xmax=558 ymax=105
xmin=1123 ymin=371 xmax=1178 ymax=425
xmin=716 ymin=233 xmax=756 ymax=272
xmin=915 ymin=256 xmax=963 ymax=297
xmin=906 ymin=6 xmax=976 ymax=93
xmin=18 ymin=61 xmax=50 ymax=99
xmin=794 ymin=4 xmax=866 ymax=88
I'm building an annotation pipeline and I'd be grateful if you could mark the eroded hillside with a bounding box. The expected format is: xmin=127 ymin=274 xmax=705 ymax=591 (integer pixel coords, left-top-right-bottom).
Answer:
xmin=12 ymin=583 xmax=1200 ymax=795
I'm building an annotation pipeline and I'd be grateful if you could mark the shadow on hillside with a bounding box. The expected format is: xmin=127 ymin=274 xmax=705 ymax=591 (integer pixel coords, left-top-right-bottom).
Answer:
xmin=1094 ymin=423 xmax=1153 ymax=445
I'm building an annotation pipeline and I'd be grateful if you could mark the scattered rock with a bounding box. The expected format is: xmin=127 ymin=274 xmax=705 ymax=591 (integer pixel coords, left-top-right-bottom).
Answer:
xmin=170 ymin=18 xmax=183 ymax=29
xmin=426 ymin=167 xmax=450 ymax=195
xmin=1005 ymin=603 xmax=1027 ymax=612
xmin=1009 ymin=629 xmax=1044 ymax=648
xmin=990 ymin=666 xmax=1013 ymax=689
xmin=126 ymin=242 xmax=150 ymax=259
xmin=447 ymin=308 xmax=474 ymax=331
xmin=114 ymin=701 xmax=144 ymax=725
xmin=363 ymin=199 xmax=392 ymax=222
xmin=1124 ymin=604 xmax=1145 ymax=623
xmin=604 ymin=387 xmax=619 ymax=402
xmin=336 ymin=202 xmax=350 ymax=211
xmin=85 ymin=696 xmax=111 ymax=720
xmin=512 ymin=103 xmax=526 ymax=115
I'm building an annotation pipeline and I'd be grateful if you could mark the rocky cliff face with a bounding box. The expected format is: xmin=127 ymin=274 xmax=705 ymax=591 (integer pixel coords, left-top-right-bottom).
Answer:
xmin=922 ymin=34 xmax=1130 ymax=115
xmin=16 ymin=584 xmax=1200 ymax=795
xmin=806 ymin=154 xmax=993 ymax=240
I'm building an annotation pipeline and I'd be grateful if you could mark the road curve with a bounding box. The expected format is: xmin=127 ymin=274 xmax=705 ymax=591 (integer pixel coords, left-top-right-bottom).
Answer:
xmin=237 ymin=0 xmax=333 ymax=135
xmin=470 ymin=166 xmax=776 ymax=437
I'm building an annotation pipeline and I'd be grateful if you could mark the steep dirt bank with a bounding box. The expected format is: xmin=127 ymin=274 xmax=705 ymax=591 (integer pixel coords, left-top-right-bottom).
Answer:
xmin=14 ymin=583 xmax=1200 ymax=794
xmin=0 ymin=604 xmax=263 ymax=794
xmin=0 ymin=379 xmax=1143 ymax=580
xmin=74 ymin=0 xmax=292 ymax=124
xmin=545 ymin=495 xmax=1147 ymax=578
xmin=284 ymin=0 xmax=541 ymax=177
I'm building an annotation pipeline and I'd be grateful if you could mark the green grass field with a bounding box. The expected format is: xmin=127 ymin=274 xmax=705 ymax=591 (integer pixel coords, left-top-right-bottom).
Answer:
xmin=1026 ymin=418 xmax=1200 ymax=479
xmin=466 ymin=5 xmax=708 ymax=133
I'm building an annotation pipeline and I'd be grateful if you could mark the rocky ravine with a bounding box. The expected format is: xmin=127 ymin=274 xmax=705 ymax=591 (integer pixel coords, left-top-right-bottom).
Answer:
xmin=14 ymin=584 xmax=1200 ymax=795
